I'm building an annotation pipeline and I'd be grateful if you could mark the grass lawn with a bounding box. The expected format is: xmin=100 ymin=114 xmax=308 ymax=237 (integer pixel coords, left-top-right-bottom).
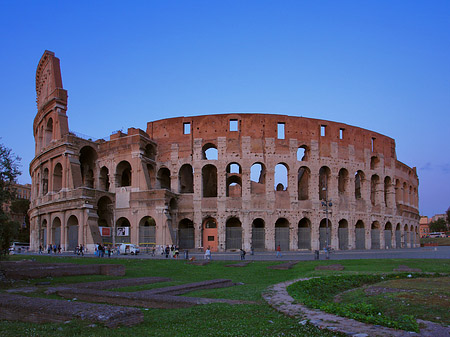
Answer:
xmin=0 ymin=255 xmax=449 ymax=336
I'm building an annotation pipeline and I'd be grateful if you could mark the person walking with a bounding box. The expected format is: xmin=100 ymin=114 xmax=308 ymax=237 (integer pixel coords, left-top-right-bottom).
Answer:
xmin=240 ymin=248 xmax=246 ymax=260
xmin=276 ymin=244 xmax=282 ymax=258
xmin=204 ymin=247 xmax=211 ymax=260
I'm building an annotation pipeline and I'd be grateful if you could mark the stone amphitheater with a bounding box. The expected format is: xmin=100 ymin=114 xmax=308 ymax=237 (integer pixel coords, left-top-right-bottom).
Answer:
xmin=29 ymin=50 xmax=419 ymax=253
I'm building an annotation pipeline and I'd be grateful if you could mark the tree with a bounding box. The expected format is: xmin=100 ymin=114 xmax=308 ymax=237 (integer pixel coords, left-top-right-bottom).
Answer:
xmin=0 ymin=142 xmax=21 ymax=256
xmin=429 ymin=218 xmax=448 ymax=233
xmin=447 ymin=207 xmax=450 ymax=227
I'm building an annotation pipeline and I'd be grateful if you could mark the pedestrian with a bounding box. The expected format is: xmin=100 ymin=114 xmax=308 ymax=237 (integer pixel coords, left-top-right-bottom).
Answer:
xmin=151 ymin=246 xmax=155 ymax=256
xmin=276 ymin=244 xmax=282 ymax=258
xmin=47 ymin=244 xmax=51 ymax=254
xmin=204 ymin=246 xmax=211 ymax=260
xmin=240 ymin=248 xmax=246 ymax=260
xmin=165 ymin=245 xmax=170 ymax=258
xmin=57 ymin=244 xmax=61 ymax=254
xmin=53 ymin=244 xmax=57 ymax=254
xmin=250 ymin=245 xmax=254 ymax=256
xmin=174 ymin=246 xmax=179 ymax=259
xmin=79 ymin=244 xmax=84 ymax=256
xmin=39 ymin=245 xmax=43 ymax=254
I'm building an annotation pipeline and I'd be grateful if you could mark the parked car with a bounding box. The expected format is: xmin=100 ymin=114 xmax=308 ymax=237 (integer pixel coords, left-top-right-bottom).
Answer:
xmin=117 ymin=243 xmax=140 ymax=255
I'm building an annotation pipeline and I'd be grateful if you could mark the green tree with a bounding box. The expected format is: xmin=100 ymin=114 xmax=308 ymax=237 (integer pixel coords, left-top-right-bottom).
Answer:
xmin=429 ymin=218 xmax=448 ymax=232
xmin=10 ymin=198 xmax=30 ymax=242
xmin=446 ymin=207 xmax=450 ymax=226
xmin=0 ymin=142 xmax=21 ymax=257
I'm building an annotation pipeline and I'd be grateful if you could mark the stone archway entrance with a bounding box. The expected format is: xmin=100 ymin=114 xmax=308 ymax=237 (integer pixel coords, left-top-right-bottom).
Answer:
xmin=203 ymin=217 xmax=218 ymax=252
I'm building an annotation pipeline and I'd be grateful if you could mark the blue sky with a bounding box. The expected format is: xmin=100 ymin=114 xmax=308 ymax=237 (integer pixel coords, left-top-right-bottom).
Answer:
xmin=0 ymin=0 xmax=449 ymax=217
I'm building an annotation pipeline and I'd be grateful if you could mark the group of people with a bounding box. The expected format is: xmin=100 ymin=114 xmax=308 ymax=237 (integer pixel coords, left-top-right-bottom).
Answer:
xmin=162 ymin=245 xmax=180 ymax=258
xmin=39 ymin=244 xmax=62 ymax=254
xmin=95 ymin=243 xmax=114 ymax=257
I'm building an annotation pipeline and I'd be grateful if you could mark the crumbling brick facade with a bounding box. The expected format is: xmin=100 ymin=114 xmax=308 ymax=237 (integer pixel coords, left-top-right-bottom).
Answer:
xmin=29 ymin=51 xmax=420 ymax=253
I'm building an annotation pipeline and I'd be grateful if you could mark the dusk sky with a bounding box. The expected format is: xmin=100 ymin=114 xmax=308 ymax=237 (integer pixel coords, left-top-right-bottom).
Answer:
xmin=0 ymin=1 xmax=449 ymax=217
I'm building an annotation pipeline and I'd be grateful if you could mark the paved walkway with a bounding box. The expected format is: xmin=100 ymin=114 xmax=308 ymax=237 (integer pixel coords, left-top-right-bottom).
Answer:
xmin=262 ymin=278 xmax=450 ymax=337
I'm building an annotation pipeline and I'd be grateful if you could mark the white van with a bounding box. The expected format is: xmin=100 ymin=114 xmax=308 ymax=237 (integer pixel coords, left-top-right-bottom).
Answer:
xmin=117 ymin=243 xmax=140 ymax=255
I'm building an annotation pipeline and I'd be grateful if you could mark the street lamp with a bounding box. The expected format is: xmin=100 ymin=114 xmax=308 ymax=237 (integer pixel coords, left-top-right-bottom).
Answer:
xmin=321 ymin=187 xmax=332 ymax=259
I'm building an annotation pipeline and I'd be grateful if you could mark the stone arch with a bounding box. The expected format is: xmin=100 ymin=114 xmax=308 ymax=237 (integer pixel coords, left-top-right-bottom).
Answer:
xmin=319 ymin=218 xmax=332 ymax=249
xmin=297 ymin=145 xmax=309 ymax=161
xmin=202 ymin=164 xmax=217 ymax=197
xmin=355 ymin=220 xmax=365 ymax=249
xmin=410 ymin=224 xmax=415 ymax=247
xmin=395 ymin=179 xmax=402 ymax=204
xmin=99 ymin=166 xmax=110 ymax=191
xmin=226 ymin=162 xmax=242 ymax=197
xmin=275 ymin=218 xmax=290 ymax=251
xmin=250 ymin=162 xmax=265 ymax=194
xmin=226 ymin=217 xmax=242 ymax=250
xmin=115 ymin=217 xmax=131 ymax=244
xmin=319 ymin=166 xmax=331 ymax=200
xmin=385 ymin=222 xmax=393 ymax=249
xmin=403 ymin=182 xmax=408 ymax=205
xmin=298 ymin=166 xmax=310 ymax=200
xmin=41 ymin=218 xmax=47 ymax=247
xmin=52 ymin=163 xmax=62 ymax=192
xmin=116 ymin=161 xmax=132 ymax=187
xmin=45 ymin=117 xmax=53 ymax=147
xmin=67 ymin=215 xmax=79 ymax=251
xmin=203 ymin=217 xmax=218 ymax=252
xmin=395 ymin=223 xmax=402 ymax=248
xmin=179 ymin=164 xmax=193 ymax=193
xmin=274 ymin=163 xmax=289 ymax=191
xmin=178 ymin=218 xmax=194 ymax=249
xmin=202 ymin=143 xmax=218 ymax=160
xmin=139 ymin=216 xmax=156 ymax=247
xmin=297 ymin=218 xmax=311 ymax=250
xmin=338 ymin=219 xmax=349 ymax=250
xmin=370 ymin=156 xmax=380 ymax=170
xmin=370 ymin=174 xmax=380 ymax=206
xmin=157 ymin=167 xmax=171 ymax=190
xmin=338 ymin=168 xmax=349 ymax=194
xmin=80 ymin=146 xmax=97 ymax=188
xmin=97 ymin=196 xmax=113 ymax=227
xmin=355 ymin=170 xmax=365 ymax=200
xmin=251 ymin=218 xmax=265 ymax=250
xmin=144 ymin=143 xmax=156 ymax=160
xmin=52 ymin=217 xmax=61 ymax=247
xmin=371 ymin=221 xmax=381 ymax=249
xmin=384 ymin=176 xmax=392 ymax=207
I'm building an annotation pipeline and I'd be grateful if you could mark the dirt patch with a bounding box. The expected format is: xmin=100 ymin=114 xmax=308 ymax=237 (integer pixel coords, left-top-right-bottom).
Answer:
xmin=315 ymin=264 xmax=345 ymax=271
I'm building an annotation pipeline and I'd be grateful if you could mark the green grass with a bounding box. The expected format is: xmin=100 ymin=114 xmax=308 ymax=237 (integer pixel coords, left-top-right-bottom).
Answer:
xmin=1 ymin=255 xmax=449 ymax=336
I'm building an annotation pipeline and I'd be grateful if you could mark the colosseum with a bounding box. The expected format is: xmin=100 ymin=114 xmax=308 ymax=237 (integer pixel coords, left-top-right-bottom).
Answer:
xmin=29 ymin=51 xmax=420 ymax=253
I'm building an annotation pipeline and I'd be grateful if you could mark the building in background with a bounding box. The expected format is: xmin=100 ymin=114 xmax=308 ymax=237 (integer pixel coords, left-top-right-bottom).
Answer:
xmin=29 ymin=51 xmax=420 ymax=253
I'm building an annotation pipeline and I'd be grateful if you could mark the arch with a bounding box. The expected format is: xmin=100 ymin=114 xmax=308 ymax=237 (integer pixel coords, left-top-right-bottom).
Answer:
xmin=275 ymin=218 xmax=290 ymax=251
xmin=274 ymin=163 xmax=288 ymax=191
xmin=179 ymin=164 xmax=193 ymax=193
xmin=98 ymin=196 xmax=113 ymax=245
xmin=157 ymin=167 xmax=171 ymax=190
xmin=355 ymin=170 xmax=365 ymax=200
xmin=226 ymin=217 xmax=242 ymax=250
xmin=319 ymin=218 xmax=332 ymax=249
xmin=226 ymin=162 xmax=242 ymax=174
xmin=371 ymin=221 xmax=380 ymax=249
xmin=202 ymin=143 xmax=218 ymax=160
xmin=115 ymin=217 xmax=131 ymax=244
xmin=80 ymin=146 xmax=97 ymax=188
xmin=42 ymin=168 xmax=49 ymax=195
xmin=51 ymin=217 xmax=61 ymax=247
xmin=203 ymin=217 xmax=218 ymax=252
xmin=384 ymin=222 xmax=393 ymax=249
xmin=226 ymin=162 xmax=242 ymax=197
xmin=144 ymin=143 xmax=156 ymax=160
xmin=384 ymin=176 xmax=392 ymax=207
xmin=178 ymin=218 xmax=194 ymax=249
xmin=250 ymin=162 xmax=265 ymax=194
xmin=395 ymin=223 xmax=402 ymax=248
xmin=370 ymin=156 xmax=380 ymax=170
xmin=52 ymin=163 xmax=62 ymax=192
xmin=370 ymin=174 xmax=379 ymax=206
xmin=99 ymin=166 xmax=110 ymax=191
xmin=338 ymin=219 xmax=349 ymax=250
xmin=403 ymin=182 xmax=408 ymax=205
xmin=355 ymin=220 xmax=365 ymax=249
xmin=395 ymin=179 xmax=402 ymax=204
xmin=410 ymin=224 xmax=415 ymax=247
xmin=202 ymin=164 xmax=217 ymax=197
xmin=116 ymin=160 xmax=132 ymax=187
xmin=252 ymin=218 xmax=265 ymax=250
xmin=319 ymin=166 xmax=331 ymax=200
xmin=41 ymin=219 xmax=47 ymax=247
xmin=67 ymin=215 xmax=79 ymax=251
xmin=297 ymin=145 xmax=309 ymax=161
xmin=45 ymin=117 xmax=53 ymax=147
xmin=139 ymin=216 xmax=156 ymax=246
xmin=338 ymin=168 xmax=349 ymax=194
xmin=298 ymin=166 xmax=310 ymax=200
xmin=297 ymin=218 xmax=311 ymax=250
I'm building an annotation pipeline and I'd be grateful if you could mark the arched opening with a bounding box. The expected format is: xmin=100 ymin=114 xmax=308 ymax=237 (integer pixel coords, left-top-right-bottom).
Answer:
xmin=338 ymin=219 xmax=349 ymax=250
xmin=226 ymin=217 xmax=242 ymax=250
xmin=42 ymin=168 xmax=49 ymax=195
xmin=319 ymin=218 xmax=332 ymax=249
xmin=41 ymin=219 xmax=47 ymax=247
xmin=370 ymin=156 xmax=380 ymax=170
xmin=404 ymin=224 xmax=409 ymax=247
xmin=99 ymin=166 xmax=110 ymax=191
xmin=297 ymin=218 xmax=311 ymax=250
xmin=371 ymin=221 xmax=380 ymax=249
xmin=274 ymin=163 xmax=288 ymax=191
xmin=403 ymin=182 xmax=408 ymax=205
xmin=275 ymin=218 xmax=289 ymax=251
xmin=395 ymin=223 xmax=401 ymax=248
xmin=355 ymin=220 xmax=365 ymax=249
xmin=179 ymin=164 xmax=193 ymax=193
xmin=226 ymin=163 xmax=242 ymax=197
xmin=410 ymin=224 xmax=415 ymax=247
xmin=355 ymin=170 xmax=364 ymax=200
xmin=202 ymin=143 xmax=218 ymax=160
xmin=202 ymin=164 xmax=217 ymax=197
xmin=80 ymin=146 xmax=97 ymax=188
xmin=52 ymin=163 xmax=62 ymax=192
xmin=395 ymin=180 xmax=402 ymax=204
xmin=178 ymin=218 xmax=194 ymax=249
xmin=203 ymin=217 xmax=218 ymax=252
xmin=384 ymin=176 xmax=392 ymax=207
xmin=319 ymin=166 xmax=331 ymax=200
xmin=144 ymin=144 xmax=156 ymax=160
xmin=250 ymin=162 xmax=265 ymax=194
xmin=67 ymin=215 xmax=79 ymax=251
xmin=115 ymin=217 xmax=131 ymax=244
xmin=371 ymin=175 xmax=379 ymax=206
xmin=252 ymin=218 xmax=265 ymax=250
xmin=52 ymin=217 xmax=61 ymax=247
xmin=45 ymin=118 xmax=53 ymax=147
xmin=298 ymin=166 xmax=310 ymax=200
xmin=157 ymin=167 xmax=171 ymax=190
xmin=297 ymin=145 xmax=309 ymax=161
xmin=338 ymin=168 xmax=349 ymax=194
xmin=139 ymin=216 xmax=156 ymax=248
xmin=385 ymin=222 xmax=392 ymax=249
xmin=97 ymin=196 xmax=113 ymax=245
